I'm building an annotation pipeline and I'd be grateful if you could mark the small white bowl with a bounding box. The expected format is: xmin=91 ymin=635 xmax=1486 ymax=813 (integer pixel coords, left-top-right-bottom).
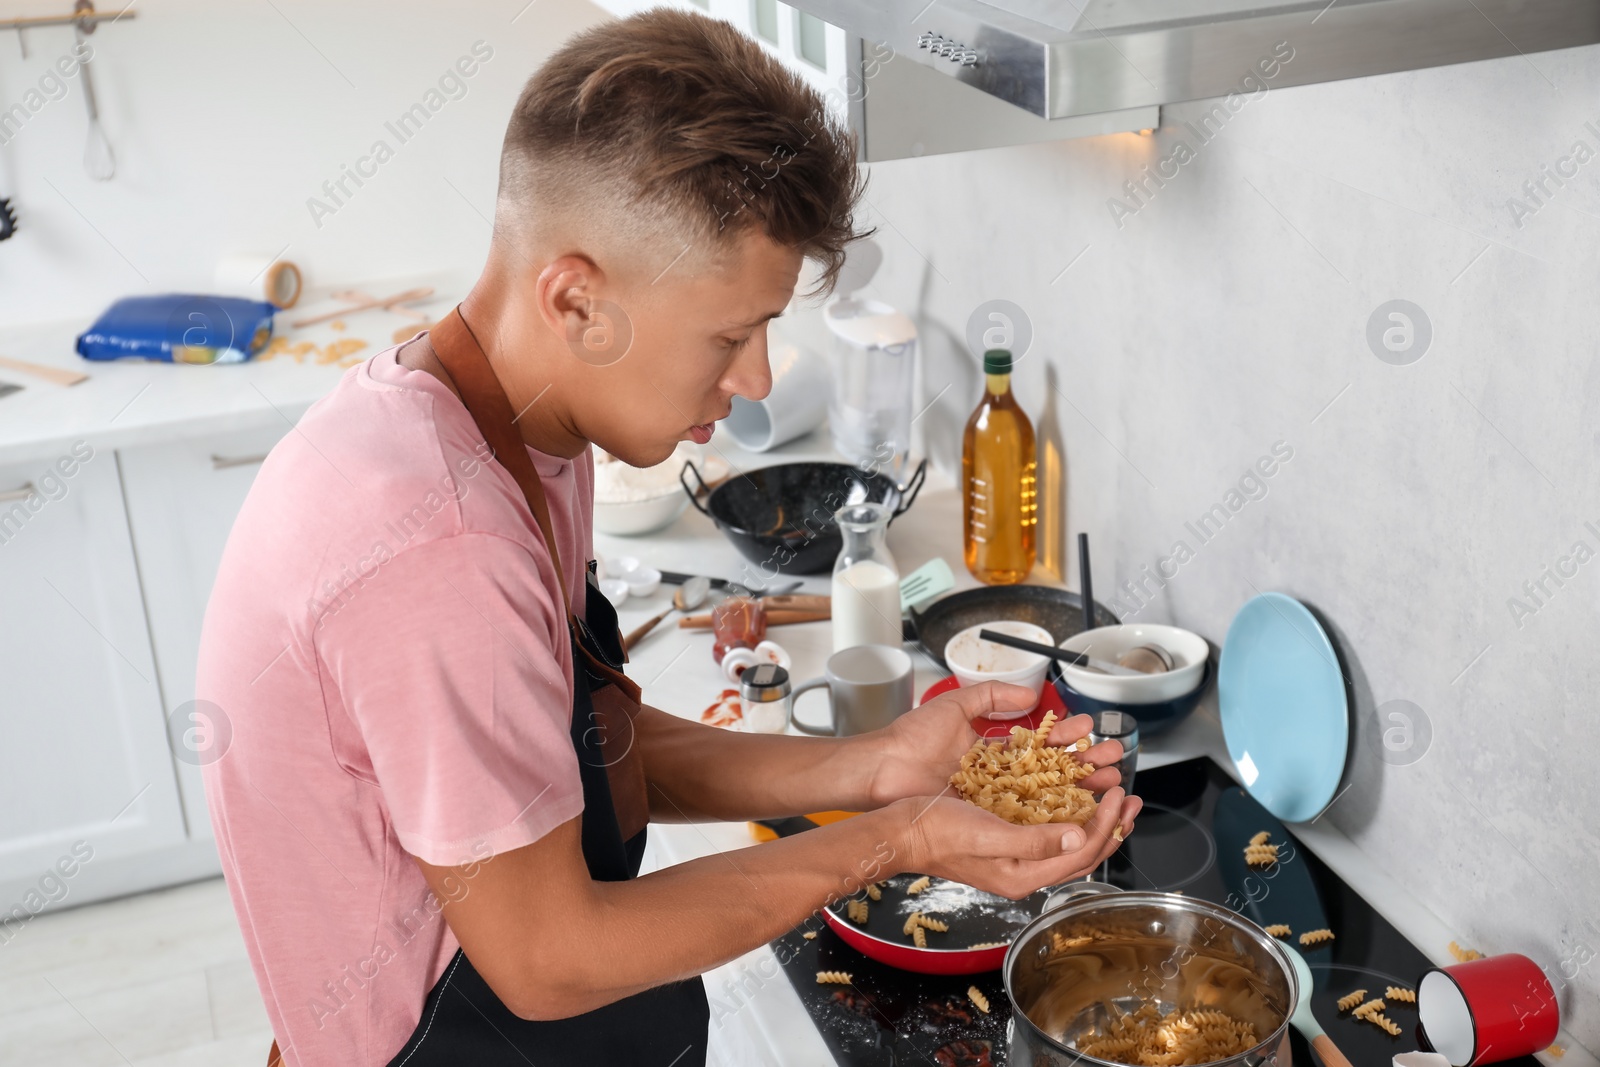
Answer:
xmin=623 ymin=565 xmax=661 ymax=598
xmin=598 ymin=578 xmax=630 ymax=608
xmin=944 ymin=620 xmax=1055 ymax=714
xmin=1057 ymin=624 xmax=1208 ymax=705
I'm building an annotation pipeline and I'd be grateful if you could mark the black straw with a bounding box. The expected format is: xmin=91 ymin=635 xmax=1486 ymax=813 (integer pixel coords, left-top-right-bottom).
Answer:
xmin=1078 ymin=532 xmax=1095 ymax=633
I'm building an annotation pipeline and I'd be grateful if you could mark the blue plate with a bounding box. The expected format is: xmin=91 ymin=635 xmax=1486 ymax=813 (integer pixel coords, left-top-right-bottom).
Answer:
xmin=1218 ymin=593 xmax=1348 ymax=823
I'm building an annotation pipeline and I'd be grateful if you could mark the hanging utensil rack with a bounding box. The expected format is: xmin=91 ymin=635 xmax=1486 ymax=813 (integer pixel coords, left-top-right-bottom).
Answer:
xmin=0 ymin=3 xmax=138 ymax=32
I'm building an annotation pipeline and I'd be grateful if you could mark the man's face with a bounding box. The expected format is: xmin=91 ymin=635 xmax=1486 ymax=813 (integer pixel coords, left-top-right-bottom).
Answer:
xmin=570 ymin=230 xmax=802 ymax=467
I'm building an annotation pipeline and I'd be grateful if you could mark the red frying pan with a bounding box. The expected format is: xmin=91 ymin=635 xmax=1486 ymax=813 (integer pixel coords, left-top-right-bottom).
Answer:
xmin=820 ymin=871 xmax=1052 ymax=975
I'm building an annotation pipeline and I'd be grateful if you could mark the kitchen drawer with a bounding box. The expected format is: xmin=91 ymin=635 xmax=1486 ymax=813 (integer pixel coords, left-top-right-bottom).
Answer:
xmin=0 ymin=445 xmax=188 ymax=891
xmin=118 ymin=424 xmax=290 ymax=843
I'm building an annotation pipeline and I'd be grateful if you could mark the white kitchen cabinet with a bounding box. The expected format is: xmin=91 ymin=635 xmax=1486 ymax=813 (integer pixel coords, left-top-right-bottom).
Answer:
xmin=117 ymin=425 xmax=288 ymax=846
xmin=0 ymin=447 xmax=189 ymax=910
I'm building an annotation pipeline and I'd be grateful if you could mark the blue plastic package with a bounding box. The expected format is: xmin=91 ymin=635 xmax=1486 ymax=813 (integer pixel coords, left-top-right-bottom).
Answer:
xmin=76 ymin=294 xmax=277 ymax=364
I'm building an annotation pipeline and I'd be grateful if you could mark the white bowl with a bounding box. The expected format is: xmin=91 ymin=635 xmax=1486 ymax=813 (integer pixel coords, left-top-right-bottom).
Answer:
xmin=598 ymin=578 xmax=630 ymax=608
xmin=594 ymin=490 xmax=689 ymax=537
xmin=623 ymin=565 xmax=661 ymax=598
xmin=944 ymin=620 xmax=1055 ymax=714
xmin=1058 ymin=624 xmax=1208 ymax=704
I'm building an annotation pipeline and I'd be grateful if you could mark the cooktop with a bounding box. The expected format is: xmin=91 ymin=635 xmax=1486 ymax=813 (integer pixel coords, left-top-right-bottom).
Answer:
xmin=769 ymin=756 xmax=1537 ymax=1067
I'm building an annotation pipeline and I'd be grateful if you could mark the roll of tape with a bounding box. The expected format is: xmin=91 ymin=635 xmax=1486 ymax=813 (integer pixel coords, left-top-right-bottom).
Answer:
xmin=214 ymin=254 xmax=302 ymax=310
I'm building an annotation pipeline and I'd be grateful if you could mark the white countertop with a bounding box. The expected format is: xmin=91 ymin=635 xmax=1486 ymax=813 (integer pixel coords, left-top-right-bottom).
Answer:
xmin=0 ymin=276 xmax=464 ymax=467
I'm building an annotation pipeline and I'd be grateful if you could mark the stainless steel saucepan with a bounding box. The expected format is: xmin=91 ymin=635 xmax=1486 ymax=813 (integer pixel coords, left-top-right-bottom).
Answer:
xmin=1005 ymin=883 xmax=1297 ymax=1067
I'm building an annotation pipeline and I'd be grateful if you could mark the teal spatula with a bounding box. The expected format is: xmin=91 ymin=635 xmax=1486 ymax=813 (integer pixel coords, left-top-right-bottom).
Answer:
xmin=899 ymin=558 xmax=954 ymax=610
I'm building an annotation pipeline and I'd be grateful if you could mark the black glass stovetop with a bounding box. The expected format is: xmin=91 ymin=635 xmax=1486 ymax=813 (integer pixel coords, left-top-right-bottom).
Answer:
xmin=769 ymin=757 xmax=1535 ymax=1067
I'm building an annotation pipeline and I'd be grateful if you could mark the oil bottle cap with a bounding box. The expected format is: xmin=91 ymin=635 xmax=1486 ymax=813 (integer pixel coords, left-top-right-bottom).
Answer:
xmin=983 ymin=348 xmax=1012 ymax=374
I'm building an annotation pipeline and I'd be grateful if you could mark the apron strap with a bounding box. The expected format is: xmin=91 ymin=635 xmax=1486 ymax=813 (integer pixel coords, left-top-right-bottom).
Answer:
xmin=426 ymin=307 xmax=642 ymax=712
xmin=429 ymin=307 xmax=573 ymax=619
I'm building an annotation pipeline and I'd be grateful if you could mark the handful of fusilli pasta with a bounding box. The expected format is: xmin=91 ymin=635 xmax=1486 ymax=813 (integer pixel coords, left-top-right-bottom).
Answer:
xmin=948 ymin=711 xmax=1099 ymax=826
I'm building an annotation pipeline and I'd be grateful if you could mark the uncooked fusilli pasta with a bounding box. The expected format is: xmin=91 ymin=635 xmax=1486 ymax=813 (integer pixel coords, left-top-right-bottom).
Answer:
xmin=1363 ymin=1011 xmax=1403 ymax=1036
xmin=907 ymin=875 xmax=932 ymax=895
xmin=1352 ymin=998 xmax=1386 ymax=1019
xmin=846 ymin=898 xmax=868 ymax=924
xmin=1299 ymin=928 xmax=1334 ymax=947
xmin=912 ymin=925 xmax=927 ymax=948
xmin=1264 ymin=924 xmax=1292 ymax=938
xmin=1449 ymin=941 xmax=1482 ymax=962
xmin=815 ymin=971 xmax=852 ymax=984
xmin=948 ymin=711 xmax=1098 ymax=825
xmin=864 ymin=882 xmax=881 ymax=901
xmin=967 ymin=986 xmax=990 ymax=1013
xmin=1386 ymin=986 xmax=1416 ymax=1004
xmin=1244 ymin=843 xmax=1279 ymax=868
xmin=1249 ymin=830 xmax=1272 ymax=846
xmin=1336 ymin=989 xmax=1367 ymax=1012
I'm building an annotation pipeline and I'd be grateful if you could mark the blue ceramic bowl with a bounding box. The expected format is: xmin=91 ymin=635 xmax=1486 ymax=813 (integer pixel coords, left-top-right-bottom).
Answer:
xmin=1049 ymin=660 xmax=1209 ymax=736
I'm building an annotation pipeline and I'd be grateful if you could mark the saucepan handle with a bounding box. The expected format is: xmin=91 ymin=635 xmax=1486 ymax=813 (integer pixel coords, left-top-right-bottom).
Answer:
xmin=680 ymin=460 xmax=713 ymax=518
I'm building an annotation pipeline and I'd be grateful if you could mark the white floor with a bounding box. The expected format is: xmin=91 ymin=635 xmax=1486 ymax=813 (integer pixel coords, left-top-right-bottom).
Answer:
xmin=0 ymin=876 xmax=273 ymax=1067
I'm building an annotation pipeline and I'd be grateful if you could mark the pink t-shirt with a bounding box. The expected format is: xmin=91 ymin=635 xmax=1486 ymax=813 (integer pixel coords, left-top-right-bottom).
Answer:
xmin=197 ymin=341 xmax=592 ymax=1066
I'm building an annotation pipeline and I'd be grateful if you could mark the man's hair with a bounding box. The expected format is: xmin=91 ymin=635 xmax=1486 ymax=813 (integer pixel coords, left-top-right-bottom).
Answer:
xmin=497 ymin=7 xmax=870 ymax=295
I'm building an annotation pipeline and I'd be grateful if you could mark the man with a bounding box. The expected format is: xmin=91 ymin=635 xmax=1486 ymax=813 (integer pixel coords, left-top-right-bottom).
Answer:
xmin=198 ymin=9 xmax=1141 ymax=1065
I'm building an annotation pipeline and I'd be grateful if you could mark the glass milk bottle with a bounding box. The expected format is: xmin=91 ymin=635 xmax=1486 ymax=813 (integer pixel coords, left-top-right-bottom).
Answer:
xmin=831 ymin=503 xmax=902 ymax=652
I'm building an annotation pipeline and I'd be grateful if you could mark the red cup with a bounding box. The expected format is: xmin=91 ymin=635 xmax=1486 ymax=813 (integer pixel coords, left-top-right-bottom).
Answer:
xmin=1419 ymin=953 xmax=1559 ymax=1065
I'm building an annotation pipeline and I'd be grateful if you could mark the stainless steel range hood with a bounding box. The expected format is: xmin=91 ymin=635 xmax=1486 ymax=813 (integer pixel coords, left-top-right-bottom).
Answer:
xmin=787 ymin=0 xmax=1600 ymax=120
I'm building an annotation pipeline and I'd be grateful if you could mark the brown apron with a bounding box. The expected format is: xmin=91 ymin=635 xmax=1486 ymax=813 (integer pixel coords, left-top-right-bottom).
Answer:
xmin=267 ymin=307 xmax=707 ymax=1066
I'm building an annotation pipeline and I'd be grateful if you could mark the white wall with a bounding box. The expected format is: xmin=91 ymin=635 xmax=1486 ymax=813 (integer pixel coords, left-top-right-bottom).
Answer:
xmin=0 ymin=0 xmax=608 ymax=326
xmin=3 ymin=0 xmax=1595 ymax=1054
xmin=858 ymin=41 xmax=1600 ymax=1056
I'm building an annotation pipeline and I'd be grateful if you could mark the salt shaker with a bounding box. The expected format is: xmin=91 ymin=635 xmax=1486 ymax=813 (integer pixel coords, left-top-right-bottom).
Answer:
xmin=740 ymin=664 xmax=792 ymax=734
xmin=1088 ymin=710 xmax=1140 ymax=796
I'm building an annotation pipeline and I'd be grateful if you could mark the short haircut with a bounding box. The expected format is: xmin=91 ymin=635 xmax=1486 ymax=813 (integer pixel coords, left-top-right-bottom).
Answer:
xmin=497 ymin=7 xmax=870 ymax=295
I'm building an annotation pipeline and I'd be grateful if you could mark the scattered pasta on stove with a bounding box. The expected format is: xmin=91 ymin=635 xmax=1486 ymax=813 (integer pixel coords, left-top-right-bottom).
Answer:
xmin=912 ymin=925 xmax=927 ymax=948
xmin=1299 ymin=928 xmax=1335 ymax=947
xmin=1449 ymin=941 xmax=1483 ymax=962
xmin=1264 ymin=924 xmax=1293 ymax=938
xmin=1352 ymin=999 xmax=1386 ymax=1019
xmin=948 ymin=710 xmax=1099 ymax=826
xmin=907 ymin=875 xmax=932 ymax=895
xmin=967 ymin=986 xmax=991 ymax=1014
xmin=1336 ymin=989 xmax=1368 ymax=1012
xmin=1548 ymin=1043 xmax=1566 ymax=1058
xmin=1363 ymin=1011 xmax=1403 ymax=1037
xmin=846 ymin=898 xmax=869 ymax=924
xmin=1249 ymin=830 xmax=1272 ymax=846
xmin=802 ymin=931 xmax=817 ymax=940
xmin=1386 ymin=986 xmax=1417 ymax=1004
xmin=1244 ymin=842 xmax=1279 ymax=868
xmin=1076 ymin=1002 xmax=1259 ymax=1066
xmin=864 ymin=883 xmax=881 ymax=901
xmin=815 ymin=971 xmax=853 ymax=985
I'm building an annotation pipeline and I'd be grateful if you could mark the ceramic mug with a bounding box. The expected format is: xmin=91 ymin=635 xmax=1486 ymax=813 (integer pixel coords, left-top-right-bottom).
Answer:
xmin=791 ymin=645 xmax=914 ymax=736
xmin=1419 ymin=953 xmax=1560 ymax=1065
xmin=723 ymin=342 xmax=830 ymax=452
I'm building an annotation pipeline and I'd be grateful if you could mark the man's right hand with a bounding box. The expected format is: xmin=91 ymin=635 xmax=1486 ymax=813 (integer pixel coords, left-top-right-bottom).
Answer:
xmin=893 ymin=788 xmax=1140 ymax=900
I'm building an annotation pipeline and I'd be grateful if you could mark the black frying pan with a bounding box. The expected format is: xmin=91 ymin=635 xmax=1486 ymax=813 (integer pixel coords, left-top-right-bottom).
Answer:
xmin=909 ymin=585 xmax=1119 ymax=671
